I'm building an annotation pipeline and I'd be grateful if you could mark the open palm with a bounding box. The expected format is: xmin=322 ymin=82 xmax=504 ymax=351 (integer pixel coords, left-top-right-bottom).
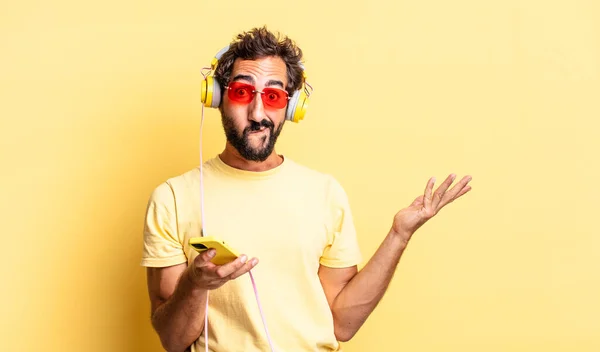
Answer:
xmin=392 ymin=174 xmax=472 ymax=242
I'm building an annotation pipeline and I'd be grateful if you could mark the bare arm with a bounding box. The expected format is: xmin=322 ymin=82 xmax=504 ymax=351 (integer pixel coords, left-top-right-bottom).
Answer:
xmin=319 ymin=174 xmax=472 ymax=342
xmin=148 ymin=263 xmax=207 ymax=352
xmin=147 ymin=249 xmax=259 ymax=352
xmin=318 ymin=231 xmax=406 ymax=341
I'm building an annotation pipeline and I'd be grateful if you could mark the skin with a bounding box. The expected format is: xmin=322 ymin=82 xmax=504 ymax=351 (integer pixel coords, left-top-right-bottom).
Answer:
xmin=219 ymin=56 xmax=289 ymax=171
xmin=146 ymin=56 xmax=473 ymax=351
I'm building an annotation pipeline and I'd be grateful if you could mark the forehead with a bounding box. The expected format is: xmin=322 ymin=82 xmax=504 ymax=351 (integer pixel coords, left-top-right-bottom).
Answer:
xmin=230 ymin=56 xmax=288 ymax=86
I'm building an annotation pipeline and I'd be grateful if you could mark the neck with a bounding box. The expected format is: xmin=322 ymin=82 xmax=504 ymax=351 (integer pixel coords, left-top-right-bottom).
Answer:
xmin=219 ymin=143 xmax=284 ymax=172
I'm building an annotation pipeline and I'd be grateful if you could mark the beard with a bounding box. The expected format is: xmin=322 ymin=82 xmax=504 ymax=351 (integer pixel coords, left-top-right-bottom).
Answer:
xmin=221 ymin=113 xmax=285 ymax=162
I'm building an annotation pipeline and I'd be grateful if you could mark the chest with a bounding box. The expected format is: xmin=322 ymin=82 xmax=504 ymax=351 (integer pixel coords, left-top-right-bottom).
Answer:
xmin=179 ymin=178 xmax=329 ymax=274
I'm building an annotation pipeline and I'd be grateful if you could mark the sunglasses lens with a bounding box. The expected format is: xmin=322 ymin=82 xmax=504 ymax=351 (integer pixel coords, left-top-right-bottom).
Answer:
xmin=262 ymin=88 xmax=288 ymax=109
xmin=228 ymin=82 xmax=254 ymax=104
xmin=226 ymin=82 xmax=289 ymax=109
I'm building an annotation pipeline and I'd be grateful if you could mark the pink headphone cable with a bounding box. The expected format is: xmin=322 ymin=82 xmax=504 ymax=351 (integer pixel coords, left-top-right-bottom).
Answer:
xmin=199 ymin=102 xmax=275 ymax=352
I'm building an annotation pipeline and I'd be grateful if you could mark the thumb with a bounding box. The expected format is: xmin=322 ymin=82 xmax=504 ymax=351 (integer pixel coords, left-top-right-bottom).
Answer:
xmin=410 ymin=195 xmax=424 ymax=207
xmin=194 ymin=248 xmax=216 ymax=266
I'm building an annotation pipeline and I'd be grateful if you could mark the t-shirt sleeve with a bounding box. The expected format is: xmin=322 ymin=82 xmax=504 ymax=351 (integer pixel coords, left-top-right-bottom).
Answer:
xmin=320 ymin=176 xmax=363 ymax=268
xmin=140 ymin=182 xmax=187 ymax=267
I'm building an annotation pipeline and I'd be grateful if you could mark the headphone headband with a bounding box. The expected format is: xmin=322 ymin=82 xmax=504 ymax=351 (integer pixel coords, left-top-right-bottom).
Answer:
xmin=213 ymin=45 xmax=229 ymax=63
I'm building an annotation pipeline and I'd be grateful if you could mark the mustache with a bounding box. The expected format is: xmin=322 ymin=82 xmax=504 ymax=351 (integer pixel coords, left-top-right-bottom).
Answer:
xmin=246 ymin=119 xmax=274 ymax=133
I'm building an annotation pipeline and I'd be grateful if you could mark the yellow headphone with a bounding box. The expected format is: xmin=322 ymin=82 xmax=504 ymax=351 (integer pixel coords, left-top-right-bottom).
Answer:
xmin=200 ymin=46 xmax=311 ymax=123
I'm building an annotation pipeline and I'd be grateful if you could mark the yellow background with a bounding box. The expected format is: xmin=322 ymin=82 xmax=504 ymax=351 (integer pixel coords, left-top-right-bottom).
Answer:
xmin=1 ymin=0 xmax=599 ymax=351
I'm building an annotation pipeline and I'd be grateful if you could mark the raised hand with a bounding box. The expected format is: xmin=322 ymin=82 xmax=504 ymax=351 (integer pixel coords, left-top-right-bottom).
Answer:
xmin=392 ymin=174 xmax=472 ymax=243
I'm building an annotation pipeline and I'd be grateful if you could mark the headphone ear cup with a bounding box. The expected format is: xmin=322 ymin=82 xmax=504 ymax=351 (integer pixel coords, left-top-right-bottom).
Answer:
xmin=201 ymin=76 xmax=213 ymax=107
xmin=210 ymin=79 xmax=222 ymax=108
xmin=201 ymin=76 xmax=222 ymax=108
xmin=285 ymin=88 xmax=309 ymax=123
xmin=285 ymin=90 xmax=299 ymax=121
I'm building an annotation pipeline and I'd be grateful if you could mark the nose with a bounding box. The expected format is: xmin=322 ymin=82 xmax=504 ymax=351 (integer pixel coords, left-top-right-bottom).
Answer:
xmin=248 ymin=91 xmax=267 ymax=122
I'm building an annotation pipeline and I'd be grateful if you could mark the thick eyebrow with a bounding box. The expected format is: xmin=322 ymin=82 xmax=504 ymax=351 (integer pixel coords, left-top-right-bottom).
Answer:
xmin=230 ymin=75 xmax=285 ymax=89
xmin=231 ymin=74 xmax=255 ymax=85
xmin=265 ymin=79 xmax=285 ymax=89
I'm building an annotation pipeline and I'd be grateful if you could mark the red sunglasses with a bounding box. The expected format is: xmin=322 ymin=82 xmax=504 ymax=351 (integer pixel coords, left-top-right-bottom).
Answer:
xmin=225 ymin=81 xmax=290 ymax=109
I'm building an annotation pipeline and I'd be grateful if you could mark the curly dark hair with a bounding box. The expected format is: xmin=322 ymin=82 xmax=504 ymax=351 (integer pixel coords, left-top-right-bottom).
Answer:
xmin=214 ymin=26 xmax=304 ymax=99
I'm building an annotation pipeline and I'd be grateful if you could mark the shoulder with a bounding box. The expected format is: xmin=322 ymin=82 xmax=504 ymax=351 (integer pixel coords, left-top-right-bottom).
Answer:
xmin=284 ymin=158 xmax=333 ymax=181
xmin=148 ymin=166 xmax=201 ymax=202
xmin=283 ymin=158 xmax=348 ymax=198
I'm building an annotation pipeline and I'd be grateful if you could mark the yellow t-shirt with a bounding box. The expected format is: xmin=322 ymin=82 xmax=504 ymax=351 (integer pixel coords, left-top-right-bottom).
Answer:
xmin=141 ymin=155 xmax=362 ymax=352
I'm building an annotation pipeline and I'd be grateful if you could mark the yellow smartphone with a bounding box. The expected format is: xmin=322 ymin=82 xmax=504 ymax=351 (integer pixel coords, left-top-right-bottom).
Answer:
xmin=189 ymin=236 xmax=240 ymax=265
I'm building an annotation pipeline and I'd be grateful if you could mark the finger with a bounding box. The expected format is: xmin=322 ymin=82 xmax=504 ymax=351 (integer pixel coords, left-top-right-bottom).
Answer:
xmin=214 ymin=254 xmax=252 ymax=279
xmin=440 ymin=176 xmax=472 ymax=207
xmin=189 ymin=250 xmax=217 ymax=282
xmin=451 ymin=185 xmax=472 ymax=202
xmin=194 ymin=248 xmax=218 ymax=267
xmin=410 ymin=195 xmax=424 ymax=208
xmin=424 ymin=177 xmax=436 ymax=209
xmin=432 ymin=174 xmax=456 ymax=209
xmin=228 ymin=257 xmax=259 ymax=280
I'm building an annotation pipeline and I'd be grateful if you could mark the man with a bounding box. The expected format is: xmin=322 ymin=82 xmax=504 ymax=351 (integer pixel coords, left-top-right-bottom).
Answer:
xmin=141 ymin=26 xmax=472 ymax=352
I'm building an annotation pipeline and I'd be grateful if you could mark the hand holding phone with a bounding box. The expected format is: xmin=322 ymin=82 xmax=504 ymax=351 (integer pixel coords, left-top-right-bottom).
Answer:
xmin=189 ymin=236 xmax=241 ymax=265
xmin=187 ymin=236 xmax=258 ymax=290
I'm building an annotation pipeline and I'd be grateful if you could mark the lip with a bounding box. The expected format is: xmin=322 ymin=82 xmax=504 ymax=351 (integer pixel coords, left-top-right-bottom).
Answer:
xmin=249 ymin=127 xmax=268 ymax=134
